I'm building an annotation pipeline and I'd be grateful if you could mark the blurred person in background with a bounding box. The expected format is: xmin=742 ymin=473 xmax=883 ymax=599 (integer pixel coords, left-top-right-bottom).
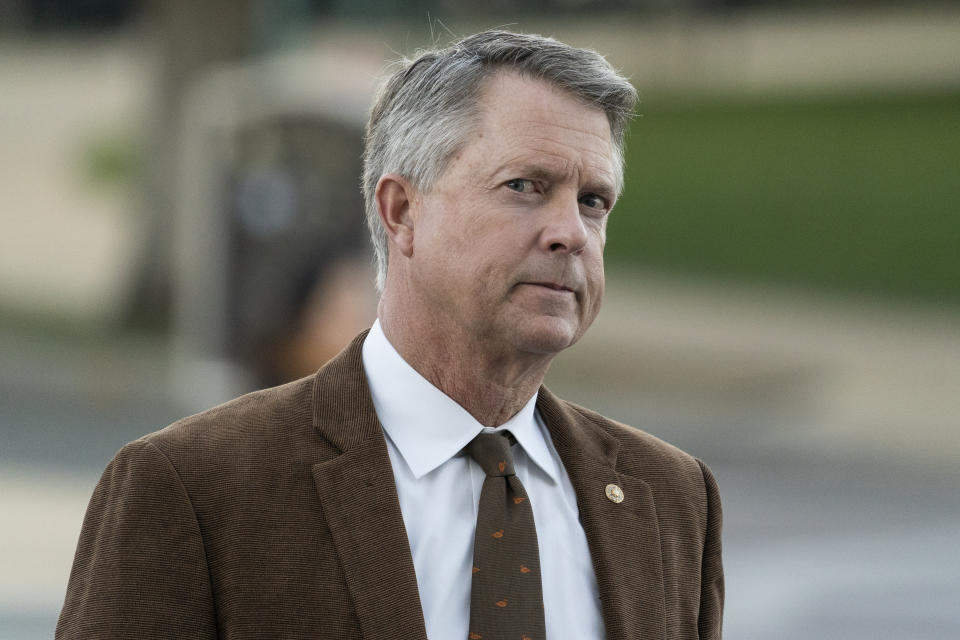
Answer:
xmin=225 ymin=115 xmax=377 ymax=388
xmin=58 ymin=30 xmax=723 ymax=639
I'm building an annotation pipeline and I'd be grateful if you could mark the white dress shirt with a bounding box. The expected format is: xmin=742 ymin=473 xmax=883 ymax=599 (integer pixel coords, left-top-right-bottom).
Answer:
xmin=361 ymin=320 xmax=604 ymax=639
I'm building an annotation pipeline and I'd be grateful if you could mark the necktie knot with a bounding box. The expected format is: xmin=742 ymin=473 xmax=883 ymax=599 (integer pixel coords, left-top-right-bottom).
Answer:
xmin=466 ymin=431 xmax=516 ymax=477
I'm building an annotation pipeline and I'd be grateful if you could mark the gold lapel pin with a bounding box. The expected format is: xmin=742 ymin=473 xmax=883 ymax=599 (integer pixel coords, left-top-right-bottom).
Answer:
xmin=605 ymin=483 xmax=624 ymax=504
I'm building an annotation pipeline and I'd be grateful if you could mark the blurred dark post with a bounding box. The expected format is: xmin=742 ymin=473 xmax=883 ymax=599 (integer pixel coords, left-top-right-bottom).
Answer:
xmin=124 ymin=1 xmax=379 ymax=410
xmin=133 ymin=0 xmax=257 ymax=326
xmin=166 ymin=44 xmax=377 ymax=411
xmin=0 ymin=0 xmax=27 ymax=30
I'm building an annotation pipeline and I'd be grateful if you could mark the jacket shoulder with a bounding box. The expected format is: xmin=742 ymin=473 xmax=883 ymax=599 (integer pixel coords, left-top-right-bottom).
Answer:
xmin=130 ymin=375 xmax=334 ymax=488
xmin=145 ymin=376 xmax=313 ymax=450
xmin=551 ymin=397 xmax=715 ymax=510
xmin=559 ymin=398 xmax=703 ymax=470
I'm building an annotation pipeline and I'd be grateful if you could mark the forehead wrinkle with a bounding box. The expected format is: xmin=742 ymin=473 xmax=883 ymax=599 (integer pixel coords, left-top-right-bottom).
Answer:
xmin=511 ymin=130 xmax=615 ymax=183
xmin=478 ymin=72 xmax=613 ymax=136
xmin=517 ymin=119 xmax=614 ymax=149
xmin=496 ymin=129 xmax=614 ymax=174
xmin=490 ymin=96 xmax=613 ymax=139
xmin=481 ymin=70 xmax=621 ymax=158
xmin=502 ymin=121 xmax=613 ymax=159
xmin=470 ymin=76 xmax=619 ymax=191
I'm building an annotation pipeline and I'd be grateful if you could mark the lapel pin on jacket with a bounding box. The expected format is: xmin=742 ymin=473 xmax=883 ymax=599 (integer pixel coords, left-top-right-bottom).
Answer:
xmin=605 ymin=483 xmax=624 ymax=504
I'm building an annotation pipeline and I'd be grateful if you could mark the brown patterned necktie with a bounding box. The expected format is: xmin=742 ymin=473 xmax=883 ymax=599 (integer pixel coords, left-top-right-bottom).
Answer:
xmin=465 ymin=430 xmax=546 ymax=640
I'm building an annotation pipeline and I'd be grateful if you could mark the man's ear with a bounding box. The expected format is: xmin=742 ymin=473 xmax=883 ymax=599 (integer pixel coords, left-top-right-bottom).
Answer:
xmin=375 ymin=173 xmax=416 ymax=258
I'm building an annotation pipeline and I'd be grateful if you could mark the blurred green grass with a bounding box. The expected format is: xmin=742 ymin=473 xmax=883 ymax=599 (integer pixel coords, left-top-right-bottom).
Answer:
xmin=608 ymin=91 xmax=960 ymax=306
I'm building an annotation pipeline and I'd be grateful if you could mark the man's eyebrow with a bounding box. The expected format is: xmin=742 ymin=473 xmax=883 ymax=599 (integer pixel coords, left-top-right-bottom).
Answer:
xmin=581 ymin=178 xmax=618 ymax=202
xmin=487 ymin=162 xmax=561 ymax=184
xmin=490 ymin=161 xmax=617 ymax=197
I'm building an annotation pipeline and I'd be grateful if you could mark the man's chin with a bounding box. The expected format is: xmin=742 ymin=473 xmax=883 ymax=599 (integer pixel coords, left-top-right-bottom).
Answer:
xmin=509 ymin=316 xmax=583 ymax=356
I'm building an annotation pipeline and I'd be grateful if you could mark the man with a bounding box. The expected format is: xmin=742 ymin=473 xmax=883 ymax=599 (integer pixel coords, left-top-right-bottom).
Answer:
xmin=58 ymin=30 xmax=723 ymax=639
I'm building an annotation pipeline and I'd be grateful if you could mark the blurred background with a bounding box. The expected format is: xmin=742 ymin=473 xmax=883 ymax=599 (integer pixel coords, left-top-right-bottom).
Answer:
xmin=1 ymin=1 xmax=958 ymax=638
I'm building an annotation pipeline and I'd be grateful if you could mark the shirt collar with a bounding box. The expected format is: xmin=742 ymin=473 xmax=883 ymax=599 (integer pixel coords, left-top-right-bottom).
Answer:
xmin=361 ymin=319 xmax=560 ymax=484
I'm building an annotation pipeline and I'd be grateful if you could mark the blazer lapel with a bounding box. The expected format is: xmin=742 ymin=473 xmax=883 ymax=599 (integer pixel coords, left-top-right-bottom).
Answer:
xmin=310 ymin=332 xmax=428 ymax=640
xmin=538 ymin=388 xmax=667 ymax=640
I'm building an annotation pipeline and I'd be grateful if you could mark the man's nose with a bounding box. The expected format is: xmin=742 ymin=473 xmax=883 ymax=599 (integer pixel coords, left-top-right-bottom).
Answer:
xmin=539 ymin=196 xmax=588 ymax=255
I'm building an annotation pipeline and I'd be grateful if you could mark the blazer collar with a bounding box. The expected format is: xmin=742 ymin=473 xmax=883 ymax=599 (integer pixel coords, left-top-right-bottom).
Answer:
xmin=311 ymin=329 xmax=381 ymax=451
xmin=310 ymin=330 xmax=429 ymax=640
xmin=538 ymin=388 xmax=667 ymax=640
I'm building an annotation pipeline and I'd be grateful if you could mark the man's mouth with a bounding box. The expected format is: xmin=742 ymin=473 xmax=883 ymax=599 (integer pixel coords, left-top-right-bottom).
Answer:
xmin=527 ymin=281 xmax=574 ymax=293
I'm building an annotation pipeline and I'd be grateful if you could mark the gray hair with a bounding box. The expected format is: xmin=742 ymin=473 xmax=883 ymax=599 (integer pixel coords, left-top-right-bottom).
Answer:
xmin=362 ymin=29 xmax=638 ymax=290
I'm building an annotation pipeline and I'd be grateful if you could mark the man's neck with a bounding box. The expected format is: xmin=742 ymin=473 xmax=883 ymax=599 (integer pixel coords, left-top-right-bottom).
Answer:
xmin=377 ymin=313 xmax=552 ymax=428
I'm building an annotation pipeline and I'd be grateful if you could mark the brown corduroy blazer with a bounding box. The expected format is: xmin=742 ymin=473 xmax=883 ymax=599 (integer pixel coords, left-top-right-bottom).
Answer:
xmin=58 ymin=332 xmax=723 ymax=639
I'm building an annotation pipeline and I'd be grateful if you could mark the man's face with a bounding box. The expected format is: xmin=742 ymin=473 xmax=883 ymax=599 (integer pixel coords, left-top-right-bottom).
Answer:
xmin=407 ymin=71 xmax=618 ymax=359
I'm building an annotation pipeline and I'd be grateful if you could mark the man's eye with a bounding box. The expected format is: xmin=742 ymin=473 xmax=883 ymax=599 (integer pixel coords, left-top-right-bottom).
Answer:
xmin=578 ymin=193 xmax=608 ymax=211
xmin=505 ymin=178 xmax=536 ymax=193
